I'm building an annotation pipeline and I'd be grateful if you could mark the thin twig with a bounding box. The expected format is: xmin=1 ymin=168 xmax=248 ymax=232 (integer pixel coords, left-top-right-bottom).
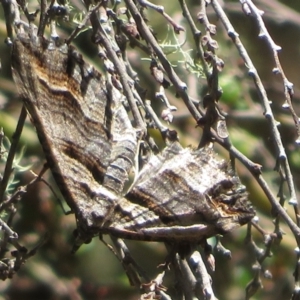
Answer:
xmin=189 ymin=251 xmax=218 ymax=300
xmin=244 ymin=0 xmax=300 ymax=143
xmin=125 ymin=0 xmax=202 ymax=122
xmin=0 ymin=106 xmax=27 ymax=203
xmin=88 ymin=5 xmax=147 ymax=134
xmin=37 ymin=0 xmax=47 ymax=36
xmin=178 ymin=0 xmax=211 ymax=81
xmin=65 ymin=2 xmax=103 ymax=45
xmin=138 ymin=0 xmax=185 ymax=33
xmin=210 ymin=0 xmax=300 ymax=242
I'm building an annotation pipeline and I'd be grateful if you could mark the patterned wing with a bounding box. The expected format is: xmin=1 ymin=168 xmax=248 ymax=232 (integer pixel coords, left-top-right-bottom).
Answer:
xmin=11 ymin=33 xmax=137 ymax=229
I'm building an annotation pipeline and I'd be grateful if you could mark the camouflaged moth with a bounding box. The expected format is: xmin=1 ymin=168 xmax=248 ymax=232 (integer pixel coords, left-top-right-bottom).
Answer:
xmin=12 ymin=32 xmax=255 ymax=245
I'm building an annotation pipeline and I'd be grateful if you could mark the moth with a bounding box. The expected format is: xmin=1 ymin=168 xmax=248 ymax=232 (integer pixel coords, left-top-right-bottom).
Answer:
xmin=11 ymin=32 xmax=255 ymax=244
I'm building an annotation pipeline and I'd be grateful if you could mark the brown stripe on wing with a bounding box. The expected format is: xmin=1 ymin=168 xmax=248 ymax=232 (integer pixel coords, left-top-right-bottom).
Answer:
xmin=11 ymin=34 xmax=137 ymax=215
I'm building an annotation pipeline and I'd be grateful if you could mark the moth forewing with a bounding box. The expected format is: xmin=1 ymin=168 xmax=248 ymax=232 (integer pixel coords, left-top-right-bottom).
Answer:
xmin=11 ymin=33 xmax=137 ymax=222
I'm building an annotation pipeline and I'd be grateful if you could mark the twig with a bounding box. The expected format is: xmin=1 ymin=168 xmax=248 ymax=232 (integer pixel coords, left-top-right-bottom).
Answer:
xmin=242 ymin=0 xmax=299 ymax=214
xmin=210 ymin=0 xmax=300 ymax=242
xmin=138 ymin=0 xmax=185 ymax=33
xmin=37 ymin=0 xmax=47 ymax=36
xmin=145 ymin=100 xmax=169 ymax=133
xmin=0 ymin=105 xmax=27 ymax=203
xmin=110 ymin=236 xmax=145 ymax=289
xmin=125 ymin=0 xmax=202 ymax=122
xmin=1 ymin=0 xmax=16 ymax=40
xmin=178 ymin=0 xmax=211 ymax=81
xmin=189 ymin=251 xmax=218 ymax=300
xmin=88 ymin=5 xmax=147 ymax=135
xmin=244 ymin=0 xmax=300 ymax=143
xmin=65 ymin=1 xmax=103 ymax=45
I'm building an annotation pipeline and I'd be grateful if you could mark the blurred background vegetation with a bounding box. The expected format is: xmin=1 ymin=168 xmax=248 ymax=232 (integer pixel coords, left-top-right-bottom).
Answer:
xmin=1 ymin=0 xmax=300 ymax=299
